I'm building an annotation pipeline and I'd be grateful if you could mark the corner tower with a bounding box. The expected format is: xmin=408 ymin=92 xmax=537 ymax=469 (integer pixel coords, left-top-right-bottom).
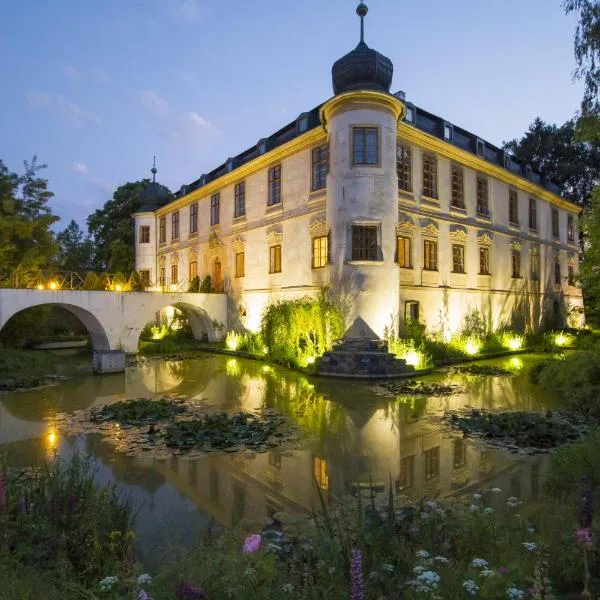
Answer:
xmin=321 ymin=3 xmax=404 ymax=339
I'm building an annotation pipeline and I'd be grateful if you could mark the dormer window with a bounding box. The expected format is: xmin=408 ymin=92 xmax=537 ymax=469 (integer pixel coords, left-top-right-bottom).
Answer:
xmin=226 ymin=158 xmax=235 ymax=173
xmin=476 ymin=139 xmax=485 ymax=157
xmin=405 ymin=104 xmax=415 ymax=123
xmin=297 ymin=114 xmax=309 ymax=133
xmin=524 ymin=164 xmax=533 ymax=180
xmin=257 ymin=139 xmax=267 ymax=155
xmin=443 ymin=123 xmax=453 ymax=142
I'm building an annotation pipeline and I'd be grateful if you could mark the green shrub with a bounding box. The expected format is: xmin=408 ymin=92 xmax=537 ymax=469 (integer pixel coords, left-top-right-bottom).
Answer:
xmin=0 ymin=348 xmax=56 ymax=378
xmin=261 ymin=293 xmax=344 ymax=368
xmin=188 ymin=276 xmax=200 ymax=293
xmin=200 ymin=275 xmax=212 ymax=293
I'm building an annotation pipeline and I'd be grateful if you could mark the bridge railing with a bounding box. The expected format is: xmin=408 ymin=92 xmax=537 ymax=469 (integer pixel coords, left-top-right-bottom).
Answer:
xmin=0 ymin=270 xmax=221 ymax=293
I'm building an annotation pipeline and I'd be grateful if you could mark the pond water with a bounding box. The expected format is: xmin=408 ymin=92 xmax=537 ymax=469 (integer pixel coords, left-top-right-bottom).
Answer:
xmin=0 ymin=352 xmax=553 ymax=565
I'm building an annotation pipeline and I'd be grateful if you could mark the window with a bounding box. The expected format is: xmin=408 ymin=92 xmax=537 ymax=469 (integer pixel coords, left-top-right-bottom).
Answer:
xmin=424 ymin=446 xmax=440 ymax=481
xmin=139 ymin=225 xmax=150 ymax=244
xmin=209 ymin=469 xmax=219 ymax=503
xmin=509 ymin=190 xmax=519 ymax=225
xmin=444 ymin=123 xmax=453 ymax=141
xmin=189 ymin=261 xmax=197 ymax=281
xmin=269 ymin=245 xmax=282 ymax=273
xmin=268 ymin=165 xmax=282 ymax=206
xmin=397 ymin=144 xmax=412 ymax=192
xmin=451 ymin=165 xmax=464 ymax=209
xmin=479 ymin=247 xmax=490 ymax=275
xmin=552 ymin=208 xmax=559 ymax=238
xmin=422 ymin=153 xmax=438 ymax=199
xmin=452 ymin=244 xmax=465 ymax=273
xmin=568 ymin=265 xmax=575 ymax=286
xmin=397 ymin=235 xmax=412 ymax=268
xmin=139 ymin=270 xmax=150 ymax=287
xmin=189 ymin=203 xmax=198 ymax=234
xmin=312 ymin=235 xmax=328 ymax=269
xmin=235 ymin=252 xmax=245 ymax=278
xmin=398 ymin=455 xmax=414 ymax=490
xmin=314 ymin=456 xmax=329 ymax=491
xmin=453 ymin=439 xmax=466 ymax=470
xmin=511 ymin=249 xmax=521 ymax=278
xmin=159 ymin=267 xmax=166 ymax=287
xmin=234 ymin=182 xmax=245 ymax=218
xmin=529 ymin=198 xmax=537 ymax=231
xmin=477 ymin=176 xmax=489 ymax=216
xmin=405 ymin=301 xmax=419 ymax=322
xmin=159 ymin=216 xmax=166 ymax=244
xmin=352 ymin=126 xmax=379 ymax=165
xmin=351 ymin=225 xmax=378 ymax=261
xmin=423 ymin=239 xmax=438 ymax=271
xmin=568 ymin=215 xmax=575 ymax=242
xmin=312 ymin=145 xmax=328 ymax=191
xmin=232 ymin=482 xmax=246 ymax=523
xmin=554 ymin=255 xmax=561 ymax=285
xmin=171 ymin=211 xmax=179 ymax=240
xmin=171 ymin=264 xmax=178 ymax=285
xmin=210 ymin=193 xmax=220 ymax=226
xmin=531 ymin=252 xmax=540 ymax=281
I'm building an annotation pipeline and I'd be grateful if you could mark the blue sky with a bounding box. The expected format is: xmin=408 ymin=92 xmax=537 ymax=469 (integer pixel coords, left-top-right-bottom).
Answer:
xmin=0 ymin=0 xmax=584 ymax=229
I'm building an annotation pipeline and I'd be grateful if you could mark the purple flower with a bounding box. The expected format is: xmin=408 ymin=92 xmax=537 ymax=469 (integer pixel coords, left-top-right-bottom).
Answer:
xmin=350 ymin=549 xmax=364 ymax=600
xmin=242 ymin=534 xmax=261 ymax=554
xmin=575 ymin=527 xmax=594 ymax=549
xmin=498 ymin=566 xmax=508 ymax=575
xmin=138 ymin=592 xmax=150 ymax=600
xmin=176 ymin=580 xmax=206 ymax=599
xmin=580 ymin=476 xmax=594 ymax=529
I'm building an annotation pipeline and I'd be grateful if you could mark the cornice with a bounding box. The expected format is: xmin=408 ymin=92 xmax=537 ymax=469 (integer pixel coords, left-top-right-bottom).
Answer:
xmin=397 ymin=122 xmax=580 ymax=215
xmin=156 ymin=127 xmax=327 ymax=217
xmin=320 ymin=90 xmax=405 ymax=124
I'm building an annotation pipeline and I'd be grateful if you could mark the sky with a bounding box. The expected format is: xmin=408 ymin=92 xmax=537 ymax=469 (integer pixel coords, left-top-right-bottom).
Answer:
xmin=0 ymin=0 xmax=585 ymax=230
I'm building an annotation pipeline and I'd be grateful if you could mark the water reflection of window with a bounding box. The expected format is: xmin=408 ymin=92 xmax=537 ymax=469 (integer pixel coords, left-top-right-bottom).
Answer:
xmin=232 ymin=481 xmax=246 ymax=523
xmin=188 ymin=461 xmax=197 ymax=489
xmin=170 ymin=456 xmax=178 ymax=474
xmin=510 ymin=474 xmax=521 ymax=500
xmin=398 ymin=455 xmax=414 ymax=490
xmin=453 ymin=439 xmax=466 ymax=470
xmin=314 ymin=456 xmax=329 ymax=491
xmin=479 ymin=451 xmax=493 ymax=474
xmin=424 ymin=447 xmax=440 ymax=481
xmin=209 ymin=468 xmax=219 ymax=503
xmin=531 ymin=463 xmax=540 ymax=499
xmin=268 ymin=452 xmax=282 ymax=469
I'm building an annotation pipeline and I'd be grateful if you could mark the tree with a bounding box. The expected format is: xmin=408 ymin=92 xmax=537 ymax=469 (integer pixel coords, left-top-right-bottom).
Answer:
xmin=503 ymin=118 xmax=600 ymax=210
xmin=56 ymin=220 xmax=95 ymax=270
xmin=0 ymin=157 xmax=58 ymax=273
xmin=578 ymin=187 xmax=600 ymax=322
xmin=87 ymin=180 xmax=171 ymax=273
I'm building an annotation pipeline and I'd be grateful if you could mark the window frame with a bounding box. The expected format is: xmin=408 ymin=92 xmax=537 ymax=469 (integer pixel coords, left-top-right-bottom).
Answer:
xmin=424 ymin=446 xmax=440 ymax=481
xmin=405 ymin=300 xmax=419 ymax=322
xmin=269 ymin=244 xmax=282 ymax=274
xmin=312 ymin=235 xmax=329 ymax=269
xmin=189 ymin=203 xmax=198 ymax=234
xmin=397 ymin=143 xmax=412 ymax=192
xmin=234 ymin=182 xmax=246 ymax=218
xmin=397 ymin=235 xmax=412 ymax=268
xmin=171 ymin=263 xmax=178 ymax=285
xmin=509 ymin=189 xmax=519 ymax=225
xmin=567 ymin=215 xmax=575 ymax=242
xmin=568 ymin=264 xmax=575 ymax=286
xmin=139 ymin=225 xmax=150 ymax=244
xmin=171 ymin=211 xmax=180 ymax=241
xmin=422 ymin=153 xmax=438 ymax=199
xmin=235 ymin=252 xmax=245 ymax=278
xmin=268 ymin=165 xmax=282 ymax=206
xmin=139 ymin=270 xmax=150 ymax=287
xmin=476 ymin=175 xmax=489 ymax=216
xmin=528 ymin=197 xmax=537 ymax=231
xmin=511 ymin=249 xmax=521 ymax=279
xmin=189 ymin=260 xmax=197 ymax=281
xmin=450 ymin=165 xmax=465 ymax=209
xmin=479 ymin=246 xmax=491 ymax=275
xmin=423 ymin=238 xmax=438 ymax=271
xmin=311 ymin=145 xmax=328 ymax=191
xmin=554 ymin=255 xmax=562 ymax=285
xmin=351 ymin=225 xmax=378 ymax=261
xmin=451 ymin=243 xmax=465 ymax=273
xmin=210 ymin=193 xmax=220 ymax=226
xmin=552 ymin=208 xmax=560 ymax=239
xmin=159 ymin=216 xmax=167 ymax=244
xmin=352 ymin=126 xmax=379 ymax=166
xmin=530 ymin=251 xmax=540 ymax=281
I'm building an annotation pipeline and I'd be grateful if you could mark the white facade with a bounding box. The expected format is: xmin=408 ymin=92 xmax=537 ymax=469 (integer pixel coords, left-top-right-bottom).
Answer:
xmin=134 ymin=89 xmax=583 ymax=339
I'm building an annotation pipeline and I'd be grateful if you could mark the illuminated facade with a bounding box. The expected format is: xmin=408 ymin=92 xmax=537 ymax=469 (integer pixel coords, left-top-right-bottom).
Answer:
xmin=134 ymin=5 xmax=583 ymax=338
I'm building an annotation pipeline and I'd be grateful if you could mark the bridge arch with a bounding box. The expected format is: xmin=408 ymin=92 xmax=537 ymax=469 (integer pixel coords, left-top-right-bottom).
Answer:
xmin=0 ymin=302 xmax=111 ymax=351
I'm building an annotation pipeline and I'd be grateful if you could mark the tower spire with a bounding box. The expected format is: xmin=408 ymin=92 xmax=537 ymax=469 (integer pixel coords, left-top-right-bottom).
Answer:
xmin=151 ymin=156 xmax=157 ymax=184
xmin=357 ymin=3 xmax=368 ymax=44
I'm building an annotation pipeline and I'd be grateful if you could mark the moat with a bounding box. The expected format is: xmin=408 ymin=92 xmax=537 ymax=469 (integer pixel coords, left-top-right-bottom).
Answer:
xmin=0 ymin=352 xmax=551 ymax=566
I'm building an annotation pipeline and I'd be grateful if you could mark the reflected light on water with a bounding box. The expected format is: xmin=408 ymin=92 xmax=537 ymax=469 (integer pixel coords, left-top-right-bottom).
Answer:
xmin=510 ymin=357 xmax=523 ymax=370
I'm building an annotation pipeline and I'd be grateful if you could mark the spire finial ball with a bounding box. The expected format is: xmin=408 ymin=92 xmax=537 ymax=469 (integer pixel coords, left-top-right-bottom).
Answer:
xmin=356 ymin=3 xmax=368 ymax=17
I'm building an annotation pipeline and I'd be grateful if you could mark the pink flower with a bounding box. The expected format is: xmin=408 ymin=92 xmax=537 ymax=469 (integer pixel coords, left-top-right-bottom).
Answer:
xmin=575 ymin=527 xmax=593 ymax=549
xmin=242 ymin=534 xmax=262 ymax=553
xmin=498 ymin=566 xmax=508 ymax=575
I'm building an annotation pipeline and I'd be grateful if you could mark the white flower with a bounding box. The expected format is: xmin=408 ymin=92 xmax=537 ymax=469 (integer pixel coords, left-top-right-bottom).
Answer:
xmin=244 ymin=566 xmax=256 ymax=577
xmin=472 ymin=493 xmax=482 ymax=500
xmin=137 ymin=574 xmax=152 ymax=585
xmin=480 ymin=569 xmax=494 ymax=577
xmin=282 ymin=583 xmax=294 ymax=593
xmin=522 ymin=542 xmax=536 ymax=552
xmin=414 ymin=565 xmax=425 ymax=574
xmin=527 ymin=527 xmax=535 ymax=533
xmin=506 ymin=586 xmax=525 ymax=600
xmin=484 ymin=507 xmax=495 ymax=514
xmin=491 ymin=487 xmax=502 ymax=494
xmin=507 ymin=497 xmax=521 ymax=508
xmin=381 ymin=563 xmax=394 ymax=572
xmin=471 ymin=558 xmax=489 ymax=569
xmin=434 ymin=556 xmax=450 ymax=564
xmin=416 ymin=549 xmax=430 ymax=559
xmin=462 ymin=579 xmax=479 ymax=595
xmin=420 ymin=511 xmax=430 ymax=520
xmin=417 ymin=570 xmax=441 ymax=589
xmin=469 ymin=504 xmax=479 ymax=512
xmin=425 ymin=500 xmax=438 ymax=509
xmin=99 ymin=576 xmax=118 ymax=591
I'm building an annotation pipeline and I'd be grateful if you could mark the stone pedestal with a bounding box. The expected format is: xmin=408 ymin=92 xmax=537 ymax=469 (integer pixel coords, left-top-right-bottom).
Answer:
xmin=93 ymin=350 xmax=126 ymax=374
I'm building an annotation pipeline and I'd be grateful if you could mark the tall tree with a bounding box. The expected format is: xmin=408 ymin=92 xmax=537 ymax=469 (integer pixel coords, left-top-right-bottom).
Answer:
xmin=503 ymin=118 xmax=600 ymax=210
xmin=55 ymin=220 xmax=95 ymax=270
xmin=87 ymin=180 xmax=171 ymax=273
xmin=0 ymin=157 xmax=58 ymax=273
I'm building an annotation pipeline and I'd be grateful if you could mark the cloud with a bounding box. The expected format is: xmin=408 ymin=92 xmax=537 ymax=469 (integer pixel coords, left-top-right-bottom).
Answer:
xmin=173 ymin=0 xmax=203 ymax=22
xmin=64 ymin=64 xmax=79 ymax=78
xmin=71 ymin=162 xmax=89 ymax=175
xmin=25 ymin=91 xmax=101 ymax=127
xmin=91 ymin=67 xmax=110 ymax=84
xmin=138 ymin=89 xmax=170 ymax=119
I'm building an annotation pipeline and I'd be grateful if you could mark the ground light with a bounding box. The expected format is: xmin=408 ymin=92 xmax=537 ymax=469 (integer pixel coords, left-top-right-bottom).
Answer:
xmin=403 ymin=349 xmax=423 ymax=369
xmin=36 ymin=284 xmax=44 ymax=290
xmin=114 ymin=284 xmax=123 ymax=292
xmin=505 ymin=336 xmax=523 ymax=351
xmin=305 ymin=356 xmax=315 ymax=365
xmin=554 ymin=332 xmax=572 ymax=347
xmin=464 ymin=338 xmax=482 ymax=356
xmin=49 ymin=281 xmax=58 ymax=290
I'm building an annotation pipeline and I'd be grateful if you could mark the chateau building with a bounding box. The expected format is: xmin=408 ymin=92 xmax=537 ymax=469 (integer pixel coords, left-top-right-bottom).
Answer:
xmin=134 ymin=4 xmax=583 ymax=339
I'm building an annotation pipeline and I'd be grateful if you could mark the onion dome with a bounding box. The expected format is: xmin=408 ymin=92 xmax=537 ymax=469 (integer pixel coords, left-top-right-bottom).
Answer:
xmin=137 ymin=157 xmax=172 ymax=212
xmin=332 ymin=3 xmax=393 ymax=95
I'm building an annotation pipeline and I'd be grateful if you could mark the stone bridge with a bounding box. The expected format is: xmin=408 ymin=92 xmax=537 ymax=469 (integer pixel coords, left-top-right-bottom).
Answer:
xmin=0 ymin=289 xmax=227 ymax=354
